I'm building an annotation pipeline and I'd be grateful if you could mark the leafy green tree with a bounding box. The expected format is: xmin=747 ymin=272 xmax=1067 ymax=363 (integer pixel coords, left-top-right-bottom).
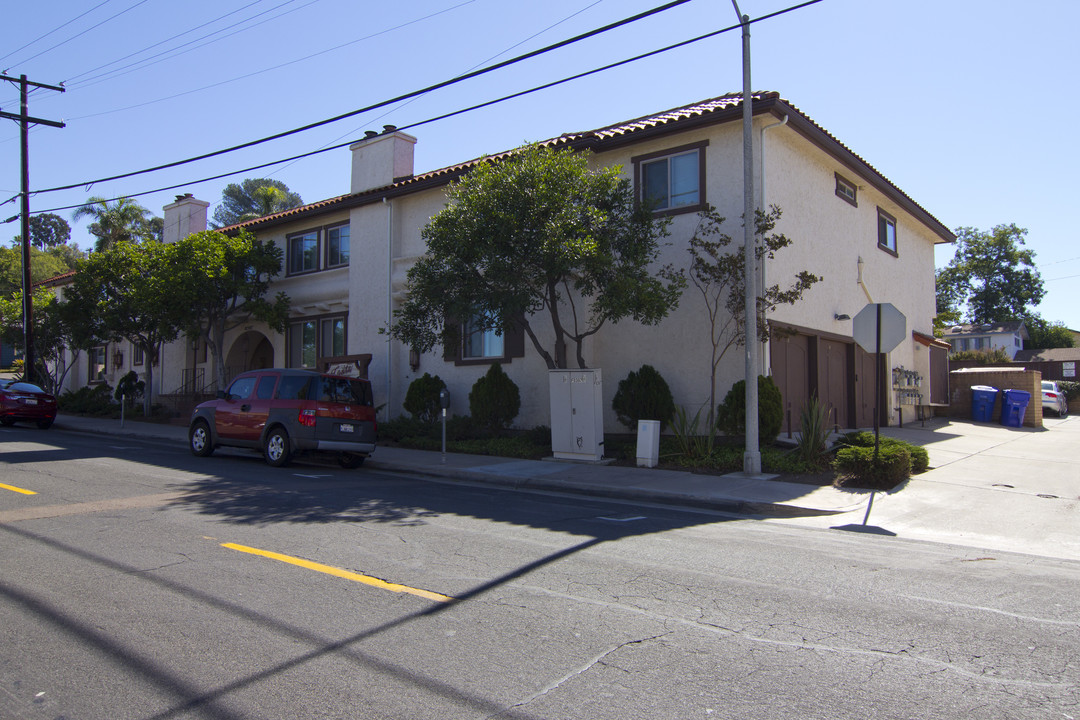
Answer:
xmin=0 ymin=246 xmax=74 ymax=296
xmin=14 ymin=213 xmax=71 ymax=249
xmin=211 ymin=179 xmax=303 ymax=228
xmin=1025 ymin=315 xmax=1075 ymax=350
xmin=0 ymin=288 xmax=85 ymax=395
xmin=72 ymin=196 xmax=160 ymax=252
xmin=388 ymin=144 xmax=685 ymax=369
xmin=688 ymin=204 xmax=821 ymax=425
xmin=169 ymin=229 xmax=290 ymax=388
xmin=61 ymin=242 xmax=185 ymax=416
xmin=937 ymin=224 xmax=1044 ymax=323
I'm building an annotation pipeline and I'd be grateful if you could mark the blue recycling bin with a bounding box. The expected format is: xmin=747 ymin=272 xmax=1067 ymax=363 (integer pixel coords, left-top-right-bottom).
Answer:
xmin=970 ymin=385 xmax=999 ymax=422
xmin=1000 ymin=389 xmax=1031 ymax=428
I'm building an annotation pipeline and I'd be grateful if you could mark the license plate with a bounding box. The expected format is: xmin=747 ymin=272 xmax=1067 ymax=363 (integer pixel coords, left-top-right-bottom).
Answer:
xmin=24 ymin=399 xmax=37 ymax=405
xmin=339 ymin=423 xmax=354 ymax=433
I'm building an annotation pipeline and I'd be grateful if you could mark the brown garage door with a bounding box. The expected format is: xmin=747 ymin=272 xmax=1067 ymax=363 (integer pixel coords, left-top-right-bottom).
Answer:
xmin=771 ymin=333 xmax=809 ymax=436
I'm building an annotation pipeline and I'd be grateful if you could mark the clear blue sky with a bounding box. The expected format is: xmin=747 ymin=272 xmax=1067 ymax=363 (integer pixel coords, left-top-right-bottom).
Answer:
xmin=3 ymin=0 xmax=1078 ymax=328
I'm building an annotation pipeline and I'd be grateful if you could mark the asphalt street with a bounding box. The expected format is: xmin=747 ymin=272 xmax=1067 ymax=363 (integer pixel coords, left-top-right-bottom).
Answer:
xmin=1 ymin=427 xmax=1078 ymax=719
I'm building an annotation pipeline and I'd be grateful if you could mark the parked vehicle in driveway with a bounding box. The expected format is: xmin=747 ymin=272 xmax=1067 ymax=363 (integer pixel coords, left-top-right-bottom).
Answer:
xmin=0 ymin=380 xmax=57 ymax=429
xmin=189 ymin=369 xmax=376 ymax=468
xmin=1041 ymin=380 xmax=1068 ymax=417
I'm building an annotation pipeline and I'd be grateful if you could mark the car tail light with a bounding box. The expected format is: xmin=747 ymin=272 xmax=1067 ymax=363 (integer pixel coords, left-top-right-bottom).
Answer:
xmin=1047 ymin=391 xmax=1059 ymax=400
xmin=298 ymin=409 xmax=316 ymax=427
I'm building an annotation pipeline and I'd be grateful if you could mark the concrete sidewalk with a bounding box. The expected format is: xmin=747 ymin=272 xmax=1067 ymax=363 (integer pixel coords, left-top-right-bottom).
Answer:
xmin=48 ymin=411 xmax=1080 ymax=562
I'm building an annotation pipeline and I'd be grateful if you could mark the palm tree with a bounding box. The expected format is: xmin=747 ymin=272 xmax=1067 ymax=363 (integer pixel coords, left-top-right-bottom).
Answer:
xmin=72 ymin=197 xmax=158 ymax=252
xmin=211 ymin=179 xmax=303 ymax=228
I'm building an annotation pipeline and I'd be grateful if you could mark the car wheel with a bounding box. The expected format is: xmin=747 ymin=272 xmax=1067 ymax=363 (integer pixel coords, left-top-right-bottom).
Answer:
xmin=0 ymin=418 xmax=14 ymax=427
xmin=264 ymin=427 xmax=291 ymax=467
xmin=338 ymin=453 xmax=365 ymax=469
xmin=36 ymin=418 xmax=53 ymax=430
xmin=189 ymin=420 xmax=214 ymax=457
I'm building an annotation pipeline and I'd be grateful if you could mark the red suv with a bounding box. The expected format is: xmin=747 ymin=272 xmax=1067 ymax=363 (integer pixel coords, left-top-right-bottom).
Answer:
xmin=188 ymin=369 xmax=376 ymax=468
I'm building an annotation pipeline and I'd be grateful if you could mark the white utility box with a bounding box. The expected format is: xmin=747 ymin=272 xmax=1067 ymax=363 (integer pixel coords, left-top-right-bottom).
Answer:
xmin=549 ymin=369 xmax=604 ymax=462
xmin=636 ymin=419 xmax=660 ymax=468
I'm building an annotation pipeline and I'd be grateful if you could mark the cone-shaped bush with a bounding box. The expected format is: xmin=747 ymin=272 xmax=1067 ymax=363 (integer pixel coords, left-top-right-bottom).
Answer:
xmin=611 ymin=364 xmax=676 ymax=431
xmin=469 ymin=363 xmax=520 ymax=435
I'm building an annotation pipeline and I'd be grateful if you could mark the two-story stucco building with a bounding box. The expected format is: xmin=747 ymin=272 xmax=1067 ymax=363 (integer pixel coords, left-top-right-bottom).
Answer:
xmin=58 ymin=92 xmax=955 ymax=434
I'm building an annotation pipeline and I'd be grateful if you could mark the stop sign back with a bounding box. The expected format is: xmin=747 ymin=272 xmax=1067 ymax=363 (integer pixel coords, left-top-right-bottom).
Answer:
xmin=852 ymin=303 xmax=906 ymax=354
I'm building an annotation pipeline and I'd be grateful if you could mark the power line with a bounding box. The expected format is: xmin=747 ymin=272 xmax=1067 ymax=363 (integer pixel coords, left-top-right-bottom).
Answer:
xmin=31 ymin=0 xmax=697 ymax=197
xmin=4 ymin=0 xmax=154 ymax=69
xmin=62 ymin=0 xmax=272 ymax=85
xmin=0 ymin=0 xmax=114 ymax=66
xmin=17 ymin=11 xmax=766 ymax=217
xmin=67 ymin=0 xmax=314 ymax=90
xmin=267 ymin=0 xmax=606 ymax=180
xmin=64 ymin=0 xmax=479 ymax=121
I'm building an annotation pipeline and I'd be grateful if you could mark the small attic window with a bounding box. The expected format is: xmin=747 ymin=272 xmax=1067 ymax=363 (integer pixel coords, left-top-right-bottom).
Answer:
xmin=835 ymin=173 xmax=857 ymax=207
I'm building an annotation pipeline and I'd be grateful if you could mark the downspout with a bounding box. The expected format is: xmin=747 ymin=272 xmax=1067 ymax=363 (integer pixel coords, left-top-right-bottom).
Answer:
xmin=383 ymin=197 xmax=393 ymax=421
xmin=759 ymin=113 xmax=788 ymax=376
xmin=857 ymin=255 xmax=874 ymax=303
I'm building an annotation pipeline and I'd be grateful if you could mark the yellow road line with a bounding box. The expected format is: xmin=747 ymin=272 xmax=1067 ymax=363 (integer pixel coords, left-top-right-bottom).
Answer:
xmin=222 ymin=543 xmax=452 ymax=603
xmin=0 ymin=483 xmax=36 ymax=496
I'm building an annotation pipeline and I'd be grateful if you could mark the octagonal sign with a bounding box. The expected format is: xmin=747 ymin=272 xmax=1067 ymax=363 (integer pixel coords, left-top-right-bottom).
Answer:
xmin=852 ymin=303 xmax=906 ymax=354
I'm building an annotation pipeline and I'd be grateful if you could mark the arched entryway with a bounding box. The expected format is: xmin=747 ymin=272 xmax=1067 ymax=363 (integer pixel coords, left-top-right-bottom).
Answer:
xmin=225 ymin=331 xmax=275 ymax=376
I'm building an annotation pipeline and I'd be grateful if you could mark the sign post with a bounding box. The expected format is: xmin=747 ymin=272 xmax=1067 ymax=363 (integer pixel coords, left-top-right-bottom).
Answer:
xmin=852 ymin=303 xmax=906 ymax=459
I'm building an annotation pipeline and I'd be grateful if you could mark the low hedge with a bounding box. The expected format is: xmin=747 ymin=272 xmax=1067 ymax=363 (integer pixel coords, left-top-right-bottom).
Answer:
xmin=838 ymin=431 xmax=929 ymax=474
xmin=834 ymin=444 xmax=911 ymax=489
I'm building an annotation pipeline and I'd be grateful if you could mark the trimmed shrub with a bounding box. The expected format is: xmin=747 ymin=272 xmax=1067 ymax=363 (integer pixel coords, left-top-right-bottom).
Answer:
xmin=378 ymin=414 xmax=436 ymax=442
xmin=611 ymin=364 xmax=676 ymax=431
xmin=58 ymin=384 xmax=116 ymax=416
xmin=717 ymin=375 xmax=783 ymax=446
xmin=468 ymin=363 xmax=520 ymax=435
xmin=403 ymin=373 xmax=446 ymax=425
xmin=834 ymin=444 xmax=911 ymax=489
xmin=839 ymin=431 xmax=929 ymax=474
xmin=1058 ymin=380 xmax=1080 ymax=403
xmin=114 ymin=371 xmax=145 ymax=407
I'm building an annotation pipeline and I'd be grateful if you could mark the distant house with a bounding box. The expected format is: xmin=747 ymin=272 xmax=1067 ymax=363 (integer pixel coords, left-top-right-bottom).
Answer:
xmin=54 ymin=92 xmax=954 ymax=431
xmin=942 ymin=322 xmax=1027 ymax=359
xmin=1013 ymin=347 xmax=1080 ymax=382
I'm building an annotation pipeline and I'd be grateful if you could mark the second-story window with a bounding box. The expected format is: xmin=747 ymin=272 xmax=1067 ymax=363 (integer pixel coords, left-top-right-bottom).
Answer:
xmin=326 ymin=224 xmax=350 ymax=268
xmin=877 ymin=208 xmax=897 ymax=255
xmin=288 ymin=231 xmax=319 ymax=274
xmin=632 ymin=141 xmax=707 ymax=216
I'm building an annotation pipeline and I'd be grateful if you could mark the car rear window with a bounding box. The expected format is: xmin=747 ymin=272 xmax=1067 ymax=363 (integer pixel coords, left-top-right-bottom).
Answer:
xmin=3 ymin=382 xmax=45 ymax=393
xmin=277 ymin=376 xmax=312 ymax=400
xmin=315 ymin=376 xmax=373 ymax=406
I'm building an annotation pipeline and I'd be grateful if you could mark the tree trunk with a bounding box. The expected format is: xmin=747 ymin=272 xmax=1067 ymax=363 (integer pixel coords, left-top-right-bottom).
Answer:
xmin=210 ymin=323 xmax=227 ymax=392
xmin=142 ymin=343 xmax=155 ymax=418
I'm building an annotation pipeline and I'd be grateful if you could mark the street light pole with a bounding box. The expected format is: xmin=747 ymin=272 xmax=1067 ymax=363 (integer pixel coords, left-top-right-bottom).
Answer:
xmin=732 ymin=1 xmax=760 ymax=475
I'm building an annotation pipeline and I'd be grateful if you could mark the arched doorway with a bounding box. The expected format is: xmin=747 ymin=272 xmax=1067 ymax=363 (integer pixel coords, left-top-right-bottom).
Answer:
xmin=225 ymin=331 xmax=275 ymax=376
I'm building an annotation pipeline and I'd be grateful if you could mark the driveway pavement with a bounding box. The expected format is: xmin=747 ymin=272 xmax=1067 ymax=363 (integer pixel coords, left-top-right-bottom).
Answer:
xmin=43 ymin=411 xmax=1080 ymax=562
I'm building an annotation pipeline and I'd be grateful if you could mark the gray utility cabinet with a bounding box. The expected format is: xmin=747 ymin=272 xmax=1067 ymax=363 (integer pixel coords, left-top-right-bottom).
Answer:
xmin=548 ymin=369 xmax=604 ymax=462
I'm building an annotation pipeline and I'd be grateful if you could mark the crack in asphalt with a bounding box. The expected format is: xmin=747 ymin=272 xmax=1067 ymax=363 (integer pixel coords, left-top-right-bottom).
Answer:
xmin=498 ymin=632 xmax=673 ymax=716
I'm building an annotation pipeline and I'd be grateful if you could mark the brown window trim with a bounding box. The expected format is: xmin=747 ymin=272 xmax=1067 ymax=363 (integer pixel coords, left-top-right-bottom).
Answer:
xmin=286 ymin=221 xmax=351 ymax=277
xmin=443 ymin=318 xmax=526 ymax=366
xmin=286 ymin=312 xmax=349 ymax=369
xmin=877 ymin=207 xmax=898 ymax=257
xmin=835 ymin=172 xmax=857 ymax=207
xmin=631 ymin=140 xmax=709 ymax=217
xmin=324 ymin=221 xmax=350 ymax=270
xmin=286 ymin=228 xmax=320 ymax=277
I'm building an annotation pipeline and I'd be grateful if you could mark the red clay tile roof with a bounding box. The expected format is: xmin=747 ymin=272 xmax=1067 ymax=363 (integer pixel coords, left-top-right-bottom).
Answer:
xmin=223 ymin=92 xmax=954 ymax=243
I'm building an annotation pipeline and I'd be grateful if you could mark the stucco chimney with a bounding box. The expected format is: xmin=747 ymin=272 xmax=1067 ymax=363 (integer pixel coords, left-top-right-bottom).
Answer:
xmin=349 ymin=130 xmax=417 ymax=194
xmin=163 ymin=193 xmax=209 ymax=244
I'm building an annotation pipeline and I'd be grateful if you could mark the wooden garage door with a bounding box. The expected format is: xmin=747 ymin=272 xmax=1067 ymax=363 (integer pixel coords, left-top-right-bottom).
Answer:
xmin=854 ymin=345 xmax=882 ymax=429
xmin=819 ymin=339 xmax=849 ymax=431
xmin=771 ymin=333 xmax=809 ymax=436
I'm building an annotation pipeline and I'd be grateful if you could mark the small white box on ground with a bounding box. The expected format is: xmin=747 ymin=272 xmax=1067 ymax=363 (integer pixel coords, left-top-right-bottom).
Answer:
xmin=636 ymin=420 xmax=660 ymax=468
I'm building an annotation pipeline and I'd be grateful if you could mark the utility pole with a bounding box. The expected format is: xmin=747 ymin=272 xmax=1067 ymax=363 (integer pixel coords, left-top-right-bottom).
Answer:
xmin=1 ymin=74 xmax=65 ymax=385
xmin=731 ymin=1 xmax=760 ymax=475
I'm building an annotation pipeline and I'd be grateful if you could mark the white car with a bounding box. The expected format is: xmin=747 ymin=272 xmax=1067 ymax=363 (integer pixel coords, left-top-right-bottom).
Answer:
xmin=1041 ymin=380 xmax=1068 ymax=417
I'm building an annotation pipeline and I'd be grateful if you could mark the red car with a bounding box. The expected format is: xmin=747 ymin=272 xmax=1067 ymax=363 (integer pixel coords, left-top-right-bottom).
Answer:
xmin=0 ymin=380 xmax=57 ymax=429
